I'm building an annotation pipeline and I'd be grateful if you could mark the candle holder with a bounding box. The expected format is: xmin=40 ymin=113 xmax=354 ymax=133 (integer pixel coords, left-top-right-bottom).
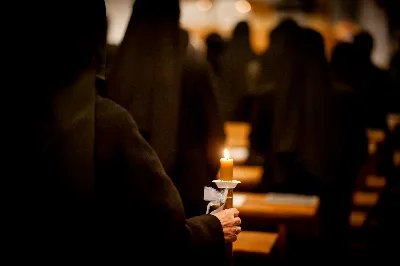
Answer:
xmin=212 ymin=180 xmax=240 ymax=265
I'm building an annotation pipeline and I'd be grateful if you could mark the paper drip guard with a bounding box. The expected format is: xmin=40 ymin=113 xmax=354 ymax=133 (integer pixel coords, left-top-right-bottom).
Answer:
xmin=212 ymin=180 xmax=241 ymax=189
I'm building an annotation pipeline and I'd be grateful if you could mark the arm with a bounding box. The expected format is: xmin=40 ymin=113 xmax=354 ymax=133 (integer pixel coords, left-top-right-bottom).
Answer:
xmin=110 ymin=100 xmax=227 ymax=263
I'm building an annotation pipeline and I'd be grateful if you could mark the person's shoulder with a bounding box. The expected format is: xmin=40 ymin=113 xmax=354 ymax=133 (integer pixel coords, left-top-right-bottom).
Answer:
xmin=96 ymin=96 xmax=136 ymax=130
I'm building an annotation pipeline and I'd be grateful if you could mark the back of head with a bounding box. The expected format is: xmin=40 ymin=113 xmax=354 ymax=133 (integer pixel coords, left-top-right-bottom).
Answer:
xmin=264 ymin=19 xmax=302 ymax=82
xmin=270 ymin=18 xmax=298 ymax=41
xmin=233 ymin=21 xmax=250 ymax=40
xmin=353 ymin=31 xmax=374 ymax=60
xmin=206 ymin=33 xmax=225 ymax=56
xmin=302 ymin=28 xmax=328 ymax=73
xmin=330 ymin=42 xmax=357 ymax=86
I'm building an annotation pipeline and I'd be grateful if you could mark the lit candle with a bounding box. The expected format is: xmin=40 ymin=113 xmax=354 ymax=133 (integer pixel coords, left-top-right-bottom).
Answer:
xmin=220 ymin=149 xmax=233 ymax=181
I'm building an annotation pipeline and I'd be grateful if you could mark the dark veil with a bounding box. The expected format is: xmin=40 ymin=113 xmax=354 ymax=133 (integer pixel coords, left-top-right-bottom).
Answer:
xmin=300 ymin=29 xmax=338 ymax=180
xmin=221 ymin=21 xmax=257 ymax=120
xmin=270 ymin=25 xmax=337 ymax=181
xmin=8 ymin=0 xmax=106 ymax=200
xmin=330 ymin=42 xmax=357 ymax=89
xmin=258 ymin=18 xmax=299 ymax=86
xmin=4 ymin=0 xmax=107 ymax=262
xmin=107 ymin=0 xmax=183 ymax=172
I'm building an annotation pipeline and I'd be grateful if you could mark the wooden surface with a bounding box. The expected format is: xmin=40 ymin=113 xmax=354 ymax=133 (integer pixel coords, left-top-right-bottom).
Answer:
xmin=353 ymin=191 xmax=379 ymax=207
xmin=394 ymin=151 xmax=400 ymax=167
xmin=233 ymin=231 xmax=278 ymax=255
xmin=233 ymin=166 xmax=263 ymax=190
xmin=368 ymin=142 xmax=377 ymax=155
xmin=224 ymin=122 xmax=251 ymax=148
xmin=350 ymin=211 xmax=367 ymax=228
xmin=387 ymin=113 xmax=400 ymax=132
xmin=366 ymin=129 xmax=385 ymax=143
xmin=235 ymin=192 xmax=319 ymax=221
xmin=365 ymin=175 xmax=386 ymax=189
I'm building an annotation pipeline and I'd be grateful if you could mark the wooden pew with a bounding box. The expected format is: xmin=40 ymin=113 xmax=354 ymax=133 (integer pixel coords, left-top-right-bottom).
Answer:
xmin=224 ymin=122 xmax=251 ymax=148
xmin=350 ymin=211 xmax=367 ymax=229
xmin=365 ymin=175 xmax=386 ymax=190
xmin=234 ymin=231 xmax=278 ymax=256
xmin=234 ymin=192 xmax=319 ymax=222
xmin=367 ymin=129 xmax=385 ymax=155
xmin=367 ymin=129 xmax=385 ymax=144
xmin=394 ymin=151 xmax=400 ymax=168
xmin=352 ymin=191 xmax=379 ymax=209
xmin=387 ymin=113 xmax=400 ymax=132
xmin=233 ymin=192 xmax=319 ymax=259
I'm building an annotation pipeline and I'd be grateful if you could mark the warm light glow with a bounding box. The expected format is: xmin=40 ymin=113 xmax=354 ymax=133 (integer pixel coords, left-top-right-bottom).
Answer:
xmin=224 ymin=149 xmax=230 ymax=160
xmin=196 ymin=0 xmax=212 ymax=12
xmin=235 ymin=0 xmax=251 ymax=14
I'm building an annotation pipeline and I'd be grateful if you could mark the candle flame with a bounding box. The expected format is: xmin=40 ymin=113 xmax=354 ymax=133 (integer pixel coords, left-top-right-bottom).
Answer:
xmin=224 ymin=149 xmax=230 ymax=160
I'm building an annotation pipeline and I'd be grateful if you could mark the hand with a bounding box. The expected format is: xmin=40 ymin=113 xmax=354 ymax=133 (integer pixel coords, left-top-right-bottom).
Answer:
xmin=212 ymin=208 xmax=241 ymax=242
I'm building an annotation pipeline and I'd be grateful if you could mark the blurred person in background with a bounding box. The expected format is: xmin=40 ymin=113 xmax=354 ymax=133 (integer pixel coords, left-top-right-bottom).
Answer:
xmin=221 ymin=21 xmax=259 ymax=121
xmin=107 ymin=0 xmax=225 ymax=219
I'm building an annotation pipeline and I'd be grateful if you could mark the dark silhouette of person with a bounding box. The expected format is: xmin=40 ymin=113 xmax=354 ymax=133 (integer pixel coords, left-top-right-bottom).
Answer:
xmin=205 ymin=32 xmax=230 ymax=120
xmin=388 ymin=46 xmax=400 ymax=113
xmin=258 ymin=18 xmax=299 ymax=87
xmin=252 ymin=23 xmax=366 ymax=260
xmin=107 ymin=0 xmax=225 ymax=219
xmin=221 ymin=21 xmax=259 ymax=121
xmin=330 ymin=41 xmax=368 ymax=169
xmin=4 ymin=1 xmax=237 ymax=265
xmin=330 ymin=42 xmax=358 ymax=89
xmin=206 ymin=32 xmax=226 ymax=78
xmin=353 ymin=31 xmax=390 ymax=129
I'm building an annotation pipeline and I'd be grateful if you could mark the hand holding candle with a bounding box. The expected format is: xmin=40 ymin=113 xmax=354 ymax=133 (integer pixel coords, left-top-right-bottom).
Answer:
xmin=220 ymin=149 xmax=233 ymax=181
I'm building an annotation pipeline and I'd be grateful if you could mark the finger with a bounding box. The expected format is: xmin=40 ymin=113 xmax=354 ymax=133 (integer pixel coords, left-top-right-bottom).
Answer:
xmin=229 ymin=234 xmax=238 ymax=243
xmin=236 ymin=226 xmax=241 ymax=235
xmin=234 ymin=217 xmax=241 ymax=226
xmin=229 ymin=208 xmax=239 ymax=217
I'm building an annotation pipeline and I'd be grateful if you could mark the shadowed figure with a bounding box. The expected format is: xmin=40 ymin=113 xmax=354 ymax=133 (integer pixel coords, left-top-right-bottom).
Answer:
xmin=251 ymin=25 xmax=367 ymax=260
xmin=206 ymin=32 xmax=226 ymax=78
xmin=330 ymin=42 xmax=358 ymax=89
xmin=258 ymin=18 xmax=299 ymax=87
xmin=5 ymin=1 xmax=233 ymax=265
xmin=221 ymin=21 xmax=258 ymax=121
xmin=205 ymin=32 xmax=229 ymax=119
xmin=251 ymin=20 xmax=333 ymax=195
xmin=330 ymin=41 xmax=369 ymax=168
xmin=107 ymin=0 xmax=224 ymax=218
xmin=388 ymin=48 xmax=400 ymax=113
xmin=4 ymin=0 xmax=105 ymax=263
xmin=353 ymin=31 xmax=390 ymax=129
